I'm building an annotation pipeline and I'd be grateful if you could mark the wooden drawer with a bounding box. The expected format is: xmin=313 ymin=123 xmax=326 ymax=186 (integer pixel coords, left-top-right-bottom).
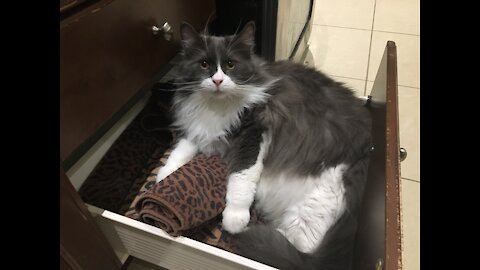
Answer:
xmin=353 ymin=41 xmax=403 ymax=270
xmin=60 ymin=2 xmax=402 ymax=266
xmin=108 ymin=43 xmax=401 ymax=270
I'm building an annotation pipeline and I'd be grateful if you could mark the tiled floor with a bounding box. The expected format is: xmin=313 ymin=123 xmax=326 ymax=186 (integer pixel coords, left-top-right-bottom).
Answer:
xmin=308 ymin=0 xmax=420 ymax=269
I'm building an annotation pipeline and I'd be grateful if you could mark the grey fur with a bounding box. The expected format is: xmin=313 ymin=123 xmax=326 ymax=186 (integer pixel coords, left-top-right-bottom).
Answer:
xmin=177 ymin=21 xmax=272 ymax=89
xmin=224 ymin=108 xmax=266 ymax=174
xmin=260 ymin=62 xmax=371 ymax=176
xmin=173 ymin=22 xmax=372 ymax=269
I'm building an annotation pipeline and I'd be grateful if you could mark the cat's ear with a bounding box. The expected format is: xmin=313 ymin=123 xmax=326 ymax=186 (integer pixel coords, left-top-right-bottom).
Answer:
xmin=234 ymin=21 xmax=256 ymax=48
xmin=180 ymin=22 xmax=201 ymax=49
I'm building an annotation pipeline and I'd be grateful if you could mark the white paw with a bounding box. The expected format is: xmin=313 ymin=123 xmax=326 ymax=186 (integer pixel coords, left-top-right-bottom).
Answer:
xmin=222 ymin=206 xmax=250 ymax=234
xmin=155 ymin=166 xmax=173 ymax=183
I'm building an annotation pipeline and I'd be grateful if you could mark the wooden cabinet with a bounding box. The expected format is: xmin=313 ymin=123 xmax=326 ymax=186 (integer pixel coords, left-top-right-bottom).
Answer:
xmin=60 ymin=167 xmax=122 ymax=270
xmin=60 ymin=0 xmax=214 ymax=164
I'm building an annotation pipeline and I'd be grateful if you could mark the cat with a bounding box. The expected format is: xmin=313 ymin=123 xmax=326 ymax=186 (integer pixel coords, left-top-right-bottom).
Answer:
xmin=155 ymin=21 xmax=372 ymax=270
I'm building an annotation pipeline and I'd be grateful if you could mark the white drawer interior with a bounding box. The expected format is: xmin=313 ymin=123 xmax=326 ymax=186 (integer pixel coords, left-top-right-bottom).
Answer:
xmin=87 ymin=204 xmax=276 ymax=270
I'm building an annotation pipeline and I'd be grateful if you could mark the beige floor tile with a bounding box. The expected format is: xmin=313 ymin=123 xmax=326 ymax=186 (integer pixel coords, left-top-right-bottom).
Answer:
xmin=374 ymin=0 xmax=420 ymax=35
xmin=401 ymin=179 xmax=420 ymax=270
xmin=312 ymin=0 xmax=375 ymax=30
xmin=398 ymin=86 xmax=420 ymax=181
xmin=331 ymin=76 xmax=366 ymax=97
xmin=368 ymin=32 xmax=420 ymax=88
xmin=366 ymin=81 xmax=374 ymax=96
xmin=309 ymin=25 xmax=371 ymax=79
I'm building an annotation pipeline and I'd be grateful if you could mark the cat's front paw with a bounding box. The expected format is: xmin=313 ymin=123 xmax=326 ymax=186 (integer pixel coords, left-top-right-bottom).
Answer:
xmin=222 ymin=206 xmax=250 ymax=234
xmin=155 ymin=166 xmax=173 ymax=183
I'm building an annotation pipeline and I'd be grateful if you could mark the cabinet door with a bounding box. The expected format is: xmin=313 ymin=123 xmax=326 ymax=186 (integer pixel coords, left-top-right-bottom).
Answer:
xmin=60 ymin=166 xmax=121 ymax=270
xmin=60 ymin=0 xmax=214 ymax=163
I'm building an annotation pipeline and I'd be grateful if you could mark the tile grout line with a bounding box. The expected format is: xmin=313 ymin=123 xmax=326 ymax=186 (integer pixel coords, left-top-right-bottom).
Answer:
xmin=372 ymin=29 xmax=420 ymax=37
xmin=330 ymin=75 xmax=366 ymax=81
xmin=366 ymin=80 xmax=420 ymax=90
xmin=397 ymin=84 xmax=420 ymax=89
xmin=402 ymin=177 xmax=420 ymax=183
xmin=364 ymin=0 xmax=377 ymax=96
xmin=310 ymin=25 xmax=420 ymax=37
xmin=311 ymin=23 xmax=371 ymax=32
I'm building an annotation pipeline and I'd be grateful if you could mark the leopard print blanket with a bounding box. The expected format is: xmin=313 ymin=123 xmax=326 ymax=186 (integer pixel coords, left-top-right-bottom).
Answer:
xmin=127 ymin=153 xmax=227 ymax=236
xmin=124 ymin=149 xmax=260 ymax=253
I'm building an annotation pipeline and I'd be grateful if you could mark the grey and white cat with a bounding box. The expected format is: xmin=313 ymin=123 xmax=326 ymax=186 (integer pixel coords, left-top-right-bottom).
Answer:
xmin=155 ymin=21 xmax=372 ymax=269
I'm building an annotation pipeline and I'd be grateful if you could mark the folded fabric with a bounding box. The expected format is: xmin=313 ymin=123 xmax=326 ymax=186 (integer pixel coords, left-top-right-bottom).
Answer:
xmin=128 ymin=153 xmax=228 ymax=236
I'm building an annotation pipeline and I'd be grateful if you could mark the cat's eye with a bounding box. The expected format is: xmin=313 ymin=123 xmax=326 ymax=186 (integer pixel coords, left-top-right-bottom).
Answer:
xmin=226 ymin=60 xmax=235 ymax=69
xmin=200 ymin=60 xmax=209 ymax=69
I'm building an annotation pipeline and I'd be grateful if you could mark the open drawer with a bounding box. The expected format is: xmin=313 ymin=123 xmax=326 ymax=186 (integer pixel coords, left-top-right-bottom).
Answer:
xmin=60 ymin=1 xmax=402 ymax=265
xmin=61 ymin=41 xmax=402 ymax=270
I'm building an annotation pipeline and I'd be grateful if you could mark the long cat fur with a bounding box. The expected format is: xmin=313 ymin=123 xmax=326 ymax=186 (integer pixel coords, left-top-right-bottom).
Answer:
xmin=157 ymin=21 xmax=372 ymax=270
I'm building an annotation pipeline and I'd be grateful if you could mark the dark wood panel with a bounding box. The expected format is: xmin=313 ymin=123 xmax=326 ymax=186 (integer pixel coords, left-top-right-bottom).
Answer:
xmin=353 ymin=41 xmax=401 ymax=270
xmin=60 ymin=167 xmax=121 ymax=270
xmin=384 ymin=41 xmax=402 ymax=270
xmin=60 ymin=254 xmax=74 ymax=270
xmin=60 ymin=0 xmax=77 ymax=11
xmin=60 ymin=0 xmax=215 ymax=161
xmin=60 ymin=0 xmax=92 ymax=14
xmin=353 ymin=49 xmax=387 ymax=270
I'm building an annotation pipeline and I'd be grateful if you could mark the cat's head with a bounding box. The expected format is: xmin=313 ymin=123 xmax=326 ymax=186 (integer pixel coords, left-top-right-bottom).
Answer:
xmin=175 ymin=21 xmax=270 ymax=99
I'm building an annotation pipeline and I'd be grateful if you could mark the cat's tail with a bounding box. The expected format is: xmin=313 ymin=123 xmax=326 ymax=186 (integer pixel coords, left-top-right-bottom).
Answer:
xmin=234 ymin=211 xmax=357 ymax=270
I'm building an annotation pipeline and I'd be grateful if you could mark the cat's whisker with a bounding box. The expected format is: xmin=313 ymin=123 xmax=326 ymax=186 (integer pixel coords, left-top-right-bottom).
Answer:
xmin=202 ymin=11 xmax=215 ymax=36
xmin=202 ymin=33 xmax=209 ymax=51
xmin=170 ymin=81 xmax=203 ymax=85
xmin=236 ymin=74 xmax=255 ymax=85
xmin=226 ymin=20 xmax=244 ymax=51
xmin=166 ymin=85 xmax=204 ymax=93
xmin=151 ymin=88 xmax=178 ymax=92
xmin=176 ymin=88 xmax=199 ymax=92
xmin=232 ymin=85 xmax=264 ymax=93
xmin=233 ymin=20 xmax=243 ymax=37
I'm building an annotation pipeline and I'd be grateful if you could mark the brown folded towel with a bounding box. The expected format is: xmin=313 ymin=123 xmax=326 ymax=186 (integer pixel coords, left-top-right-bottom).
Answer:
xmin=125 ymin=148 xmax=263 ymax=253
xmin=130 ymin=153 xmax=228 ymax=236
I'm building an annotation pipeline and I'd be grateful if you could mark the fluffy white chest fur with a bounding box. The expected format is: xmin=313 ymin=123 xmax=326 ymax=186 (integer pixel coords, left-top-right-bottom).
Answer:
xmin=173 ymin=93 xmax=245 ymax=153
xmin=172 ymin=83 xmax=270 ymax=153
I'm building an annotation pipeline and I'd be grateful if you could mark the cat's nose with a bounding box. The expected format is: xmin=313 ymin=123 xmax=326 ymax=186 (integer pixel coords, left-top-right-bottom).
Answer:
xmin=212 ymin=79 xmax=223 ymax=86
